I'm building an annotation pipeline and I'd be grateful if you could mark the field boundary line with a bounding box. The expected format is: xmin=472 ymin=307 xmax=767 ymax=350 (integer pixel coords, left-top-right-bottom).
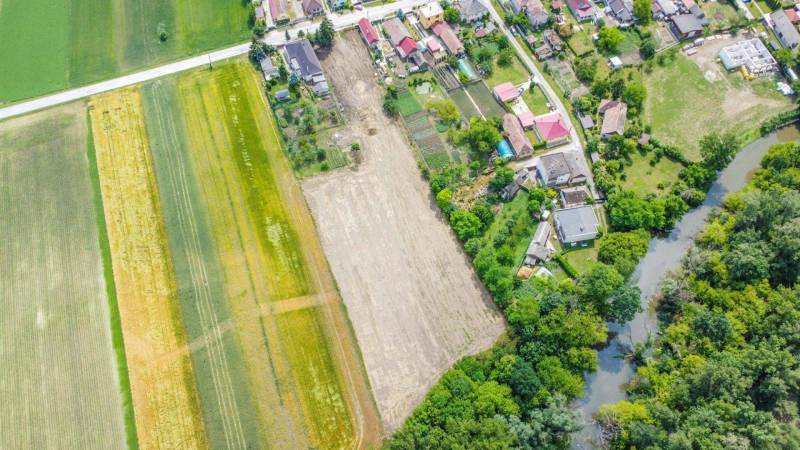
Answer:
xmin=85 ymin=107 xmax=140 ymax=450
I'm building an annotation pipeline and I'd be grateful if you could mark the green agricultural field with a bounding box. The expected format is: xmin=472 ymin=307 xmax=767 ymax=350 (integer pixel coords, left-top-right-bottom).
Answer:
xmin=0 ymin=0 xmax=250 ymax=103
xmin=644 ymin=54 xmax=793 ymax=160
xmin=0 ymin=103 xmax=130 ymax=449
xmin=620 ymin=152 xmax=685 ymax=194
xmin=141 ymin=60 xmax=381 ymax=449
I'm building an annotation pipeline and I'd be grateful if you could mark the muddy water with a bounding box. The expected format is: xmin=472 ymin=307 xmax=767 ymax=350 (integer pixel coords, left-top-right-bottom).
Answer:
xmin=571 ymin=125 xmax=800 ymax=449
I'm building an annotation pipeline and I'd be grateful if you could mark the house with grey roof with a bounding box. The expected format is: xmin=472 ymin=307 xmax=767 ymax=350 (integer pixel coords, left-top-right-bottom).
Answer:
xmin=559 ymin=186 xmax=591 ymax=208
xmin=554 ymin=205 xmax=600 ymax=244
xmin=260 ymin=57 xmax=279 ymax=79
xmin=524 ymin=221 xmax=554 ymax=265
xmin=455 ymin=0 xmax=489 ymax=22
xmin=383 ymin=17 xmax=411 ymax=47
xmin=284 ymin=39 xmax=329 ymax=95
xmin=771 ymin=9 xmax=800 ymax=49
xmin=301 ymin=0 xmax=324 ymax=16
xmin=536 ymin=152 xmax=587 ymax=187
xmin=670 ymin=14 xmax=704 ymax=40
xmin=608 ymin=0 xmax=634 ymax=25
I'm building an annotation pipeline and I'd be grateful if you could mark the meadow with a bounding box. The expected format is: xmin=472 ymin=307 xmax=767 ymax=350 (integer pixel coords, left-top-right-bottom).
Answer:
xmin=0 ymin=0 xmax=250 ymax=103
xmin=644 ymin=53 xmax=793 ymax=160
xmin=89 ymin=89 xmax=208 ymax=450
xmin=0 ymin=104 xmax=129 ymax=449
xmin=142 ymin=60 xmax=381 ymax=448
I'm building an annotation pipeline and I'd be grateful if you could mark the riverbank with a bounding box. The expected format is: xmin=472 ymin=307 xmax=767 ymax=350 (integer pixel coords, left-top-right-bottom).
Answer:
xmin=571 ymin=124 xmax=800 ymax=449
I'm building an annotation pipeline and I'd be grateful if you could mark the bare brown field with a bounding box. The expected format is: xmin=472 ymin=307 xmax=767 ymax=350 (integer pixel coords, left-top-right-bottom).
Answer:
xmin=89 ymin=89 xmax=207 ymax=450
xmin=0 ymin=103 xmax=128 ymax=449
xmin=304 ymin=32 xmax=506 ymax=432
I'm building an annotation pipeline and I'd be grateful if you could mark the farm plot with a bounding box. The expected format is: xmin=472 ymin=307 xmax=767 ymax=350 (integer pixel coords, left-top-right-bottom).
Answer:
xmin=404 ymin=111 xmax=449 ymax=169
xmin=0 ymin=104 xmax=129 ymax=449
xmin=89 ymin=90 xmax=207 ymax=450
xmin=0 ymin=0 xmax=250 ymax=103
xmin=307 ymin=31 xmax=505 ymax=431
xmin=164 ymin=60 xmax=381 ymax=449
xmin=465 ymin=82 xmax=505 ymax=117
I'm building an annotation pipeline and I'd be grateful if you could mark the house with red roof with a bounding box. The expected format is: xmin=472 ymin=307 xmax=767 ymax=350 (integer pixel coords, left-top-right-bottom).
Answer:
xmin=566 ymin=0 xmax=596 ymax=21
xmin=493 ymin=82 xmax=520 ymax=103
xmin=397 ymin=37 xmax=418 ymax=58
xmin=358 ymin=18 xmax=380 ymax=48
xmin=785 ymin=8 xmax=800 ymax=23
xmin=517 ymin=111 xmax=536 ymax=129
xmin=534 ymin=112 xmax=571 ymax=147
xmin=269 ymin=0 xmax=289 ymax=23
xmin=423 ymin=37 xmax=447 ymax=63
xmin=431 ymin=21 xmax=464 ymax=55
xmin=503 ymin=114 xmax=534 ymax=158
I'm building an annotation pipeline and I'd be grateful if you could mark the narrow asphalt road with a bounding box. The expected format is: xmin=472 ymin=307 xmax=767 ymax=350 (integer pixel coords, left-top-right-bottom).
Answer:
xmin=481 ymin=0 xmax=597 ymax=192
xmin=0 ymin=0 xmax=427 ymax=121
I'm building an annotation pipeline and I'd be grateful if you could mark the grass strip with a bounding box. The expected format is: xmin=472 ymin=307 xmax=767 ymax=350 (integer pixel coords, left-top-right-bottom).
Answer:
xmin=84 ymin=108 xmax=140 ymax=450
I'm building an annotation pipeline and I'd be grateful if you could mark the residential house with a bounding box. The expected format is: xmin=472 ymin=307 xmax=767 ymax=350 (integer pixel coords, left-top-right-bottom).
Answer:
xmin=523 ymin=221 xmax=554 ymax=265
xmin=302 ymin=0 xmax=324 ymax=16
xmin=670 ymin=14 xmax=704 ymax=40
xmin=494 ymin=82 xmax=521 ymax=102
xmin=419 ymin=1 xmax=445 ymax=28
xmin=358 ymin=18 xmax=380 ymax=48
xmin=579 ymin=115 xmax=595 ymax=130
xmin=517 ymin=110 xmax=536 ymax=129
xmin=566 ymin=0 xmax=596 ymax=21
xmin=785 ymin=8 xmax=800 ymax=24
xmin=719 ymin=38 xmax=777 ymax=75
xmin=512 ymin=0 xmax=550 ymax=28
xmin=269 ymin=0 xmax=289 ymax=23
xmin=503 ymin=113 xmax=534 ymax=158
xmin=284 ymin=39 xmax=329 ymax=95
xmin=328 ymin=0 xmax=345 ymax=10
xmin=653 ymin=0 xmax=677 ymax=19
xmin=501 ymin=168 xmax=536 ymax=200
xmin=543 ymin=29 xmax=564 ymax=51
xmin=536 ymin=151 xmax=586 ymax=187
xmin=432 ymin=21 xmax=464 ymax=55
xmin=554 ymin=205 xmax=600 ymax=244
xmin=384 ymin=18 xmax=419 ymax=59
xmin=255 ymin=4 xmax=267 ymax=23
xmin=275 ymin=88 xmax=291 ymax=102
xmin=423 ymin=37 xmax=447 ymax=62
xmin=689 ymin=4 xmax=709 ymax=25
xmin=771 ymin=9 xmax=800 ymax=49
xmin=608 ymin=0 xmax=635 ymax=25
xmin=260 ymin=57 xmax=280 ymax=79
xmin=533 ymin=112 xmax=570 ymax=147
xmin=599 ymin=99 xmax=627 ymax=138
xmin=559 ymin=186 xmax=591 ymax=207
xmin=455 ymin=0 xmax=489 ymax=22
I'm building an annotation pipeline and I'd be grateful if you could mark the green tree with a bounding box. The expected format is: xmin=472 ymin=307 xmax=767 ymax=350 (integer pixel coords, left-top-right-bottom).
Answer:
xmin=444 ymin=5 xmax=461 ymax=23
xmin=426 ymin=99 xmax=461 ymax=125
xmin=436 ymin=188 xmax=454 ymax=215
xmin=622 ymin=81 xmax=646 ymax=110
xmin=457 ymin=117 xmax=501 ymax=154
xmin=450 ymin=210 xmax=483 ymax=241
xmin=633 ymin=0 xmax=652 ymax=23
xmin=497 ymin=48 xmax=514 ymax=67
xmin=607 ymin=284 xmax=642 ymax=323
xmin=598 ymin=229 xmax=650 ymax=277
xmin=574 ymin=57 xmax=598 ymax=83
xmin=315 ymin=18 xmax=335 ymax=48
xmin=596 ymin=26 xmax=625 ymax=54
xmin=700 ymin=131 xmax=739 ymax=170
xmin=579 ymin=263 xmax=624 ymax=306
xmin=639 ymin=37 xmax=656 ymax=59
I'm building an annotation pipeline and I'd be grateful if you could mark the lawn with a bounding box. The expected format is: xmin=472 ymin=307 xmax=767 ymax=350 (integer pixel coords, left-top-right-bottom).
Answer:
xmin=90 ymin=89 xmax=208 ymax=450
xmin=620 ymin=152 xmax=685 ymax=194
xmin=644 ymin=53 xmax=793 ymax=160
xmin=563 ymin=243 xmax=599 ymax=275
xmin=485 ymin=57 xmax=530 ymax=87
xmin=568 ymin=29 xmax=595 ymax=56
xmin=523 ymin=85 xmax=551 ymax=115
xmin=0 ymin=103 xmax=130 ymax=449
xmin=701 ymin=1 xmax=741 ymax=31
xmin=169 ymin=60 xmax=379 ymax=448
xmin=397 ymin=90 xmax=423 ymax=116
xmin=0 ymin=0 xmax=251 ymax=103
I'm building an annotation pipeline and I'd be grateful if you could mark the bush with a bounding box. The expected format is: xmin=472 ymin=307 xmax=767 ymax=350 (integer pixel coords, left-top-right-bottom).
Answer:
xmin=555 ymin=254 xmax=578 ymax=278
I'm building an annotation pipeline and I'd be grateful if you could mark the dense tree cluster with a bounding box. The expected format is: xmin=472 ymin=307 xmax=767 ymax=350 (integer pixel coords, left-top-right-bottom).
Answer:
xmin=598 ymin=143 xmax=800 ymax=449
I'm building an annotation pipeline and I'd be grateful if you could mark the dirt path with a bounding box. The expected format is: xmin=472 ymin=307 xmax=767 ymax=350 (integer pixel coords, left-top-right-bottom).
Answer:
xmin=303 ymin=32 xmax=506 ymax=432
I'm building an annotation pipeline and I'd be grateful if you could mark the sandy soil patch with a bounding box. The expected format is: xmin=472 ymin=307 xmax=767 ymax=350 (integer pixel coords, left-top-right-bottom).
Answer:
xmin=303 ymin=32 xmax=506 ymax=432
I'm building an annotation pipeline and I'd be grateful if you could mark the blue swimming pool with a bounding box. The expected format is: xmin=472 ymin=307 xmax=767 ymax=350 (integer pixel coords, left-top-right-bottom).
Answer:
xmin=458 ymin=58 xmax=478 ymax=80
xmin=497 ymin=139 xmax=513 ymax=159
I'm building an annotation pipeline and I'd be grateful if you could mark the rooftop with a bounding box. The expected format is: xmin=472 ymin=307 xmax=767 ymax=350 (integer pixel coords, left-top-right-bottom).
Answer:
xmin=600 ymin=101 xmax=627 ymax=137
xmin=494 ymin=82 xmax=520 ymax=102
xmin=534 ymin=112 xmax=570 ymax=141
xmin=420 ymin=1 xmax=444 ymax=17
xmin=671 ymin=14 xmax=704 ymax=35
xmin=284 ymin=39 xmax=323 ymax=79
xmin=555 ymin=205 xmax=600 ymax=243
xmin=503 ymin=113 xmax=533 ymax=158
xmin=358 ymin=18 xmax=380 ymax=44
xmin=384 ymin=18 xmax=411 ymax=47
xmin=517 ymin=110 xmax=536 ymax=128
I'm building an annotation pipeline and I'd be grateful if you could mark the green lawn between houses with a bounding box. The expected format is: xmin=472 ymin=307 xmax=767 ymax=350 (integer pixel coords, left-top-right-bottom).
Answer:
xmin=619 ymin=151 xmax=685 ymax=195
xmin=0 ymin=0 xmax=250 ymax=104
xmin=644 ymin=54 xmax=793 ymax=161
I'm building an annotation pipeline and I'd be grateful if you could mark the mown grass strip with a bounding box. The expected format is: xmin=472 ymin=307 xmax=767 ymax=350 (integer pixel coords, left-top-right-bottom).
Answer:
xmin=84 ymin=108 xmax=140 ymax=450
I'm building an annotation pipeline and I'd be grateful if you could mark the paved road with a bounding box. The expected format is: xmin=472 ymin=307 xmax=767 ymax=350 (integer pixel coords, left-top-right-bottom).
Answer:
xmin=481 ymin=0 xmax=597 ymax=192
xmin=0 ymin=0 xmax=427 ymax=121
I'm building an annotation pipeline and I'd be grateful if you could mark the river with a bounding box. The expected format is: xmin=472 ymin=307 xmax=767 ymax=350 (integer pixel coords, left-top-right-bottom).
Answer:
xmin=571 ymin=125 xmax=800 ymax=449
